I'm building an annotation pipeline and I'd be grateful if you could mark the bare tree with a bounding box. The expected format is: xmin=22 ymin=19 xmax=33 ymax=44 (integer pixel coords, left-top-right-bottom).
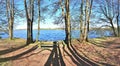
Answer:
xmin=79 ymin=0 xmax=93 ymax=42
xmin=116 ymin=0 xmax=120 ymax=36
xmin=82 ymin=0 xmax=89 ymax=42
xmin=24 ymin=0 xmax=34 ymax=44
xmin=59 ymin=0 xmax=71 ymax=45
xmin=0 ymin=1 xmax=8 ymax=35
xmin=6 ymin=0 xmax=14 ymax=40
xmin=98 ymin=0 xmax=117 ymax=36
xmin=36 ymin=0 xmax=41 ymax=42
xmin=79 ymin=0 xmax=84 ymax=41
xmin=87 ymin=0 xmax=93 ymax=32
xmin=64 ymin=0 xmax=71 ymax=46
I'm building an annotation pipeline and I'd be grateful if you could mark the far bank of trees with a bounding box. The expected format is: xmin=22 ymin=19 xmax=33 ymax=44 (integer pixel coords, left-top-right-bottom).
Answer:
xmin=0 ymin=0 xmax=120 ymax=45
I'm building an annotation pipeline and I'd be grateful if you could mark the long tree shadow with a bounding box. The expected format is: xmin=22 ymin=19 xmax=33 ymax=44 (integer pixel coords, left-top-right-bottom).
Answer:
xmin=63 ymin=48 xmax=82 ymax=65
xmin=65 ymin=42 xmax=99 ymax=66
xmin=67 ymin=42 xmax=115 ymax=66
xmin=0 ymin=45 xmax=38 ymax=62
xmin=89 ymin=40 xmax=106 ymax=48
xmin=44 ymin=41 xmax=65 ymax=66
xmin=104 ymin=39 xmax=120 ymax=49
xmin=0 ymin=44 xmax=28 ymax=55
xmin=89 ymin=38 xmax=120 ymax=48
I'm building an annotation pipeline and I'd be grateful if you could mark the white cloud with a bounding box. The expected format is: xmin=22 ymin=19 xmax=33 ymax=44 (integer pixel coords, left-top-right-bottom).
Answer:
xmin=15 ymin=22 xmax=60 ymax=29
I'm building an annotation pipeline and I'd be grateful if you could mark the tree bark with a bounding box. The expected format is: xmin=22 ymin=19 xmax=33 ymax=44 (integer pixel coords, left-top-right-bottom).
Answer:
xmin=80 ymin=0 xmax=84 ymax=42
xmin=110 ymin=19 xmax=117 ymax=36
xmin=117 ymin=0 xmax=120 ymax=37
xmin=6 ymin=0 xmax=14 ymax=40
xmin=36 ymin=0 xmax=40 ymax=42
xmin=24 ymin=0 xmax=34 ymax=44
xmin=65 ymin=0 xmax=71 ymax=46
xmin=83 ymin=0 xmax=89 ymax=42
xmin=86 ymin=0 xmax=93 ymax=41
xmin=87 ymin=0 xmax=93 ymax=32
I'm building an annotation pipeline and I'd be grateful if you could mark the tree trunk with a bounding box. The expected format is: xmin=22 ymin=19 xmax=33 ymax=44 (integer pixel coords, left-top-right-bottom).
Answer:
xmin=117 ymin=0 xmax=120 ymax=37
xmin=80 ymin=0 xmax=84 ymax=42
xmin=65 ymin=0 xmax=71 ymax=46
xmin=27 ymin=20 xmax=31 ymax=44
xmin=6 ymin=0 xmax=14 ymax=40
xmin=83 ymin=0 xmax=89 ymax=42
xmin=87 ymin=0 xmax=93 ymax=32
xmin=59 ymin=0 xmax=70 ymax=45
xmin=26 ymin=19 xmax=33 ymax=44
xmin=86 ymin=0 xmax=93 ymax=41
xmin=9 ymin=19 xmax=13 ymax=40
xmin=110 ymin=19 xmax=117 ymax=36
xmin=24 ymin=0 xmax=34 ymax=44
xmin=36 ymin=0 xmax=40 ymax=42
xmin=117 ymin=15 xmax=119 ymax=37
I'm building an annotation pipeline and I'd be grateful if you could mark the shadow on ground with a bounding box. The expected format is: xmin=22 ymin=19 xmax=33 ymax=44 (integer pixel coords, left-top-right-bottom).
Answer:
xmin=65 ymin=43 xmax=99 ymax=66
xmin=89 ymin=38 xmax=120 ymax=49
xmin=0 ymin=44 xmax=28 ymax=55
xmin=0 ymin=40 xmax=118 ymax=66
xmin=0 ymin=45 xmax=38 ymax=62
xmin=44 ymin=41 xmax=65 ymax=66
xmin=44 ymin=41 xmax=99 ymax=66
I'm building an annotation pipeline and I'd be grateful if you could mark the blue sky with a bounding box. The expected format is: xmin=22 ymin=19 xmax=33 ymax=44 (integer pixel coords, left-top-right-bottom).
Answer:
xmin=15 ymin=0 xmax=61 ymax=29
xmin=14 ymin=0 xmax=119 ymax=29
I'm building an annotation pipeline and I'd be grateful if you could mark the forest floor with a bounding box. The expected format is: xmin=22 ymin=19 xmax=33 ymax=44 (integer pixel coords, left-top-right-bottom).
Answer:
xmin=0 ymin=37 xmax=120 ymax=66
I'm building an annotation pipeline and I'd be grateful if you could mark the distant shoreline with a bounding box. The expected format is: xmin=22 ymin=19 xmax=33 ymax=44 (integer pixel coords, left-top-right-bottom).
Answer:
xmin=14 ymin=28 xmax=65 ymax=30
xmin=14 ymin=28 xmax=114 ymax=30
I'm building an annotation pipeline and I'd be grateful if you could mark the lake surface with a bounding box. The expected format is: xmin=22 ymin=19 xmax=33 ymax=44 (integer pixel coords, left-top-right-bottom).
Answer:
xmin=0 ymin=30 xmax=112 ymax=41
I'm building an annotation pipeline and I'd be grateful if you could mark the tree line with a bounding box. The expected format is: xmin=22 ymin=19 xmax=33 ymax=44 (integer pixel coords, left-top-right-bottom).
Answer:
xmin=0 ymin=0 xmax=120 ymax=45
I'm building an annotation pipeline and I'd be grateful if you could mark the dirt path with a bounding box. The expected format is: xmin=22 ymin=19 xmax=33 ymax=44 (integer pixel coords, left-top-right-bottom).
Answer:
xmin=0 ymin=37 xmax=120 ymax=66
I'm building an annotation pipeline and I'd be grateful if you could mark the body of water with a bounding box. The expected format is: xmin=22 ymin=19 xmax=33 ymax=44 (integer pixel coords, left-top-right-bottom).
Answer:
xmin=0 ymin=30 xmax=112 ymax=41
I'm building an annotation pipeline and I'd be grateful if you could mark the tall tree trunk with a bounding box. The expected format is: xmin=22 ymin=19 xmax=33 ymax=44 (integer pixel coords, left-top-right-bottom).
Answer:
xmin=65 ymin=0 xmax=71 ymax=46
xmin=87 ymin=0 xmax=93 ymax=32
xmin=36 ymin=0 xmax=40 ymax=42
xmin=6 ymin=0 xmax=14 ymax=40
xmin=24 ymin=0 xmax=34 ymax=44
xmin=31 ymin=0 xmax=34 ymax=42
xmin=117 ymin=0 xmax=120 ymax=37
xmin=117 ymin=17 xmax=119 ymax=36
xmin=110 ymin=19 xmax=117 ymax=36
xmin=11 ymin=0 xmax=14 ymax=40
xmin=86 ymin=0 xmax=93 ymax=41
xmin=80 ymin=0 xmax=84 ymax=42
xmin=27 ymin=21 xmax=31 ymax=44
xmin=83 ymin=0 xmax=89 ymax=42
xmin=9 ymin=18 xmax=13 ymax=40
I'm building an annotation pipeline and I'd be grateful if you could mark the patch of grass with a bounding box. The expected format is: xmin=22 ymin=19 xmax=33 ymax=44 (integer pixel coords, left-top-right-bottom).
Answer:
xmin=0 ymin=38 xmax=26 ymax=45
xmin=92 ymin=38 xmax=106 ymax=43
xmin=0 ymin=56 xmax=12 ymax=66
xmin=88 ymin=38 xmax=108 ymax=47
xmin=0 ymin=61 xmax=12 ymax=66
xmin=40 ymin=41 xmax=53 ymax=45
